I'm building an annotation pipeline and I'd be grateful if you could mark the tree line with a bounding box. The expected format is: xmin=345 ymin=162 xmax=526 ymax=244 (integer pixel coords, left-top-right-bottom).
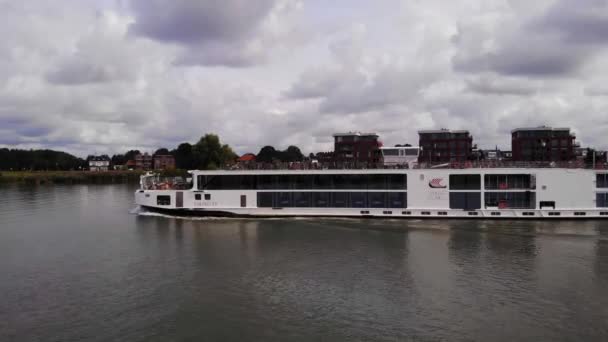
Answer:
xmin=0 ymin=134 xmax=307 ymax=171
xmin=0 ymin=148 xmax=86 ymax=171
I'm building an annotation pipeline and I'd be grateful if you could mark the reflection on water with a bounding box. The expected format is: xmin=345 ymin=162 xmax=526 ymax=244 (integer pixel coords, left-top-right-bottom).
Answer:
xmin=1 ymin=184 xmax=608 ymax=341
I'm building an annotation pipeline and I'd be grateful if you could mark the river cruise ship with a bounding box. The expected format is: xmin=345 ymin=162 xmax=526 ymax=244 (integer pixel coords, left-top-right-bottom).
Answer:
xmin=135 ymin=165 xmax=608 ymax=219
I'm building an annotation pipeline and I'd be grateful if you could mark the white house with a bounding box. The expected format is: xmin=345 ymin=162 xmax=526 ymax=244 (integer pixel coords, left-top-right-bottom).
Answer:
xmin=89 ymin=156 xmax=110 ymax=172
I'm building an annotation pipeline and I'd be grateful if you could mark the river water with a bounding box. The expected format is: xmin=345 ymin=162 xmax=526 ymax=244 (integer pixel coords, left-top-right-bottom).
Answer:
xmin=1 ymin=184 xmax=607 ymax=341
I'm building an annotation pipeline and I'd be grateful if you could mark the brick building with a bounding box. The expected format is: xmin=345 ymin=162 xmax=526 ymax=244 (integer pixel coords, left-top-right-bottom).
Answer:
xmin=418 ymin=129 xmax=473 ymax=163
xmin=135 ymin=153 xmax=153 ymax=170
xmin=153 ymin=154 xmax=176 ymax=170
xmin=333 ymin=132 xmax=382 ymax=166
xmin=511 ymin=127 xmax=576 ymax=162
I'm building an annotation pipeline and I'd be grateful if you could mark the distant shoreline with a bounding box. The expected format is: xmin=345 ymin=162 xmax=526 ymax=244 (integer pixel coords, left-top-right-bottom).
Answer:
xmin=0 ymin=171 xmax=144 ymax=184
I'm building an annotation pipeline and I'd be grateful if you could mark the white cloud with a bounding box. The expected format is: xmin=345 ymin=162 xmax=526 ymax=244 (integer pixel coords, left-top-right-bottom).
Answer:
xmin=1 ymin=0 xmax=608 ymax=158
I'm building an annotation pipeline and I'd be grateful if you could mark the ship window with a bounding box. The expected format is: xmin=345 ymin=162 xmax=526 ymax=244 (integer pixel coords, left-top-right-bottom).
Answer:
xmin=331 ymin=192 xmax=349 ymax=207
xmin=402 ymin=211 xmax=411 ymax=215
xmin=468 ymin=212 xmax=478 ymax=216
xmin=523 ymin=212 xmax=535 ymax=216
xmin=157 ymin=195 xmax=171 ymax=206
xmin=491 ymin=212 xmax=501 ymax=216
xmin=484 ymin=174 xmax=533 ymax=190
xmin=275 ymin=175 xmax=293 ymax=190
xmin=361 ymin=210 xmax=370 ymax=215
xmin=485 ymin=192 xmax=536 ymax=209
xmin=201 ymin=175 xmax=257 ymax=190
xmin=596 ymin=193 xmax=608 ymax=208
xmin=450 ymin=174 xmax=481 ymax=190
xmin=421 ymin=211 xmax=431 ymax=215
xmin=368 ymin=192 xmax=387 ymax=208
xmin=195 ymin=194 xmax=201 ymax=200
xmin=313 ymin=192 xmax=330 ymax=207
xmin=332 ymin=174 xmax=351 ymax=189
xmin=205 ymin=194 xmax=211 ymax=200
xmin=600 ymin=212 xmax=608 ymax=216
xmin=388 ymin=174 xmax=407 ymax=190
xmin=382 ymin=149 xmax=399 ymax=156
xmin=597 ymin=174 xmax=608 ymax=188
xmin=548 ymin=212 xmax=560 ymax=216
xmin=293 ymin=175 xmax=313 ymax=189
xmin=349 ymin=175 xmax=367 ymax=189
xmin=574 ymin=212 xmax=586 ymax=216
xmin=349 ymin=192 xmax=367 ymax=208
xmin=383 ymin=211 xmax=392 ymax=214
xmin=275 ymin=192 xmax=293 ymax=207
xmin=257 ymin=175 xmax=275 ymax=189
xmin=312 ymin=175 xmax=333 ymax=189
xmin=540 ymin=201 xmax=555 ymax=209
xmin=450 ymin=192 xmax=481 ymax=210
xmin=293 ymin=192 xmax=311 ymax=207
xmin=368 ymin=174 xmax=386 ymax=189
xmin=438 ymin=212 xmax=448 ymax=216
xmin=387 ymin=192 xmax=407 ymax=208
xmin=257 ymin=192 xmax=273 ymax=207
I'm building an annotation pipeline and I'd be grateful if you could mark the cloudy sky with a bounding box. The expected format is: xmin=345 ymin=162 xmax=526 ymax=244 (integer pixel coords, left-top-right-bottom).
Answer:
xmin=1 ymin=0 xmax=608 ymax=157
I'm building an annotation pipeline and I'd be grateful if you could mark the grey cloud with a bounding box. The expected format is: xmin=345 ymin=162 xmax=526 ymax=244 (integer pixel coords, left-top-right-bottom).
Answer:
xmin=453 ymin=31 xmax=591 ymax=77
xmin=453 ymin=0 xmax=608 ymax=77
xmin=286 ymin=65 xmax=441 ymax=115
xmin=129 ymin=0 xmax=275 ymax=44
xmin=174 ymin=41 xmax=263 ymax=67
xmin=46 ymin=60 xmax=126 ymax=85
xmin=128 ymin=0 xmax=285 ymax=67
xmin=465 ymin=75 xmax=541 ymax=96
xmin=534 ymin=0 xmax=608 ymax=44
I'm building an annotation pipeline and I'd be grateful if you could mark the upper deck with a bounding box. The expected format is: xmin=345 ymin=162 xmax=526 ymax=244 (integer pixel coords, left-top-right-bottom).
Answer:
xmin=217 ymin=159 xmax=608 ymax=173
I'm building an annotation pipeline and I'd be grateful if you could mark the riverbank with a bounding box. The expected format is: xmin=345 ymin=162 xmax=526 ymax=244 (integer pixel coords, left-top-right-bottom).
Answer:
xmin=0 ymin=171 xmax=144 ymax=184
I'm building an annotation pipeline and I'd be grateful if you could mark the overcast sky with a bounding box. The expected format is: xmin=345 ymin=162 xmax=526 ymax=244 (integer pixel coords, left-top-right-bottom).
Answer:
xmin=1 ymin=0 xmax=608 ymax=157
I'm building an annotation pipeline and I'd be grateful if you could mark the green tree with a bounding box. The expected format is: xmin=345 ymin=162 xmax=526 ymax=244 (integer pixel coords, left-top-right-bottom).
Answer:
xmin=192 ymin=134 xmax=237 ymax=169
xmin=173 ymin=143 xmax=194 ymax=169
xmin=256 ymin=146 xmax=277 ymax=163
xmin=154 ymin=148 xmax=170 ymax=155
xmin=284 ymin=145 xmax=304 ymax=162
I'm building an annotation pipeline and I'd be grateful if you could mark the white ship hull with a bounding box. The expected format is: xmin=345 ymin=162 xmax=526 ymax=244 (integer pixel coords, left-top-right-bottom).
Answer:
xmin=135 ymin=168 xmax=608 ymax=219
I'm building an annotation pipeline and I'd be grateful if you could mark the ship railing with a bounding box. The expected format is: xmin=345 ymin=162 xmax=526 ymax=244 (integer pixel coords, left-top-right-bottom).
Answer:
xmin=141 ymin=175 xmax=192 ymax=190
xmin=225 ymin=160 xmax=608 ymax=170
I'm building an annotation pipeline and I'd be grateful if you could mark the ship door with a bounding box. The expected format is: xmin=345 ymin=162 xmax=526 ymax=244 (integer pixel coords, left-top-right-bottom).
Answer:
xmin=240 ymin=195 xmax=247 ymax=207
xmin=176 ymin=192 xmax=184 ymax=208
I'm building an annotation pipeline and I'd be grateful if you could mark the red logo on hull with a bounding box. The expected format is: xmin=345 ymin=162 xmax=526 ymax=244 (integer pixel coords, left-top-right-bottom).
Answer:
xmin=429 ymin=178 xmax=447 ymax=188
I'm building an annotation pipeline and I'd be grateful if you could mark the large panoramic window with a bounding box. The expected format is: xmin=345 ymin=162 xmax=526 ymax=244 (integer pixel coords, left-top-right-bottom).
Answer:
xmin=256 ymin=192 xmax=408 ymax=208
xmin=199 ymin=174 xmax=408 ymax=190
xmin=450 ymin=174 xmax=481 ymax=190
xmin=387 ymin=192 xmax=407 ymax=208
xmin=312 ymin=192 xmax=331 ymax=207
xmin=449 ymin=192 xmax=481 ymax=210
xmin=293 ymin=192 xmax=311 ymax=207
xmin=368 ymin=192 xmax=386 ymax=208
xmin=331 ymin=192 xmax=349 ymax=207
xmin=349 ymin=192 xmax=367 ymax=208
xmin=257 ymin=192 xmax=273 ymax=207
xmin=484 ymin=192 xmax=536 ymax=209
xmin=484 ymin=174 xmax=534 ymax=190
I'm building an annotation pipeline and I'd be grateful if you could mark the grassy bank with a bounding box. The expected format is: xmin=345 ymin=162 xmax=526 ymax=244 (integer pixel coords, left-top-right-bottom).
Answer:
xmin=0 ymin=170 xmax=144 ymax=184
